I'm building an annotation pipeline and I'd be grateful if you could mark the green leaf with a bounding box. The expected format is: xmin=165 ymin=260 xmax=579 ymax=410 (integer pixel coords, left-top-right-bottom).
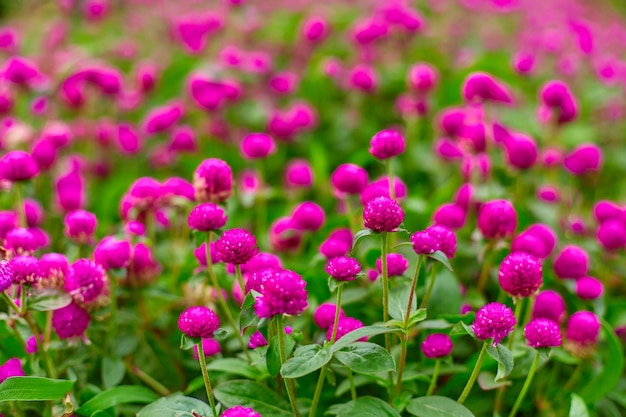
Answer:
xmin=406 ymin=396 xmax=475 ymax=417
xmin=28 ymin=289 xmax=72 ymax=311
xmin=90 ymin=411 xmax=113 ymax=417
xmin=101 ymin=356 xmax=125 ymax=389
xmin=449 ymin=321 xmax=476 ymax=338
xmin=179 ymin=334 xmax=202 ymax=351
xmin=280 ymin=344 xmax=332 ymax=378
xmin=569 ymin=393 xmax=589 ymax=417
xmin=328 ymin=396 xmax=401 ymax=417
xmin=388 ymin=284 xmax=416 ymax=321
xmin=335 ymin=342 xmax=396 ymax=375
xmin=426 ymin=251 xmax=453 ymax=272
xmin=239 ymin=292 xmax=260 ymax=331
xmin=75 ymin=386 xmax=159 ymax=416
xmin=332 ymin=325 xmax=397 ymax=352
xmin=351 ymin=229 xmax=377 ymax=253
xmin=0 ymin=377 xmax=75 ymax=402
xmin=408 ymin=309 xmax=428 ymax=328
xmin=267 ymin=336 xmax=282 ymax=377
xmin=213 ymin=328 xmax=228 ymax=341
xmin=137 ymin=394 xmax=215 ymax=417
xmin=477 ymin=371 xmax=512 ymax=390
xmin=206 ymin=358 xmax=261 ymax=379
xmin=486 ymin=344 xmax=514 ymax=381
xmin=578 ymin=320 xmax=624 ymax=403
xmin=214 ymin=380 xmax=291 ymax=416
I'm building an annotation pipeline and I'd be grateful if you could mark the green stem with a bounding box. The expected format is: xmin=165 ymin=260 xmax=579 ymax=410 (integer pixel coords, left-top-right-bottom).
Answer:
xmin=205 ymin=232 xmax=251 ymax=360
xmin=309 ymin=364 xmax=328 ymax=417
xmin=348 ymin=369 xmax=357 ymax=400
xmin=508 ymin=352 xmax=540 ymax=417
xmin=396 ymin=256 xmax=422 ymax=394
xmin=19 ymin=285 xmax=27 ymax=316
xmin=197 ymin=341 xmax=218 ymax=417
xmin=508 ymin=298 xmax=525 ymax=350
xmin=458 ymin=342 xmax=488 ymax=404
xmin=109 ymin=272 xmax=118 ymax=352
xmin=129 ymin=364 xmax=171 ymax=396
xmin=330 ymin=284 xmax=344 ymax=344
xmin=405 ymin=255 xmax=423 ymax=328
xmin=14 ymin=182 xmax=26 ymax=228
xmin=380 ymin=232 xmax=394 ymax=401
xmin=277 ymin=315 xmax=300 ymax=417
xmin=254 ymin=160 xmax=268 ymax=250
xmin=419 ymin=264 xmax=437 ymax=309
xmin=386 ymin=159 xmax=395 ymax=200
xmin=396 ymin=337 xmax=408 ymax=394
xmin=343 ymin=196 xmax=358 ymax=234
xmin=477 ymin=241 xmax=495 ymax=295
xmin=426 ymin=359 xmax=441 ymax=396
xmin=2 ymin=291 xmax=20 ymax=313
xmin=235 ymin=265 xmax=245 ymax=297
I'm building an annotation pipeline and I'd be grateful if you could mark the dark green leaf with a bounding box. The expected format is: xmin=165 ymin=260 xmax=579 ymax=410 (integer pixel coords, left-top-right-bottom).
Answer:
xmin=179 ymin=334 xmax=202 ymax=351
xmin=280 ymin=344 xmax=332 ymax=378
xmin=486 ymin=344 xmax=514 ymax=381
xmin=335 ymin=342 xmax=395 ymax=374
xmin=569 ymin=393 xmax=589 ymax=417
xmin=137 ymin=394 xmax=215 ymax=417
xmin=28 ymin=289 xmax=72 ymax=311
xmin=328 ymin=396 xmax=401 ymax=417
xmin=239 ymin=293 xmax=260 ymax=331
xmin=449 ymin=321 xmax=476 ymax=338
xmin=351 ymin=229 xmax=377 ymax=253
xmin=75 ymin=386 xmax=158 ymax=416
xmin=267 ymin=336 xmax=282 ymax=377
xmin=477 ymin=371 xmax=512 ymax=390
xmin=0 ymin=377 xmax=75 ymax=402
xmin=426 ymin=251 xmax=453 ymax=272
xmin=406 ymin=396 xmax=475 ymax=417
xmin=214 ymin=380 xmax=291 ymax=416
xmin=332 ymin=325 xmax=397 ymax=352
xmin=101 ymin=357 xmax=125 ymax=389
xmin=213 ymin=328 xmax=228 ymax=341
xmin=206 ymin=358 xmax=262 ymax=379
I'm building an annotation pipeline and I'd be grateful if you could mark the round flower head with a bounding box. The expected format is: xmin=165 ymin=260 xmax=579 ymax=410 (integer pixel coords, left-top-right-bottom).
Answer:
xmin=411 ymin=225 xmax=457 ymax=258
xmin=241 ymin=133 xmax=276 ymax=159
xmin=241 ymin=252 xmax=282 ymax=275
xmin=524 ymin=319 xmax=562 ymax=348
xmin=5 ymin=228 xmax=38 ymax=256
xmin=363 ymin=196 xmax=405 ymax=232
xmin=94 ymin=237 xmax=131 ymax=270
xmin=319 ymin=238 xmax=350 ymax=259
xmin=593 ymin=200 xmax=622 ymax=223
xmin=498 ymin=252 xmax=543 ymax=298
xmin=52 ymin=302 xmax=90 ymax=339
xmin=326 ymin=256 xmax=361 ymax=281
xmin=248 ymin=330 xmax=269 ymax=349
xmin=349 ymin=64 xmax=378 ymax=92
xmin=504 ymin=134 xmax=538 ymax=170
xmin=0 ymin=211 xmax=17 ymax=240
xmin=302 ymin=16 xmax=328 ymax=43
xmin=462 ymin=72 xmax=512 ymax=104
xmin=215 ymin=229 xmax=258 ymax=265
xmin=222 ymin=406 xmax=262 ymax=417
xmin=327 ymin=317 xmax=365 ymax=341
xmin=128 ymin=243 xmax=161 ymax=285
xmin=563 ymin=144 xmax=602 ymax=176
xmin=38 ymin=253 xmax=69 ymax=288
xmin=331 ymin=163 xmax=368 ymax=195
xmin=254 ymin=269 xmax=308 ymax=318
xmin=566 ymin=311 xmax=600 ymax=348
xmin=187 ymin=203 xmax=227 ymax=232
xmin=65 ymin=259 xmax=107 ymax=305
xmin=376 ymin=253 xmax=409 ymax=277
xmin=10 ymin=255 xmax=40 ymax=285
xmin=0 ymin=260 xmax=14 ymax=292
xmin=433 ymin=203 xmax=466 ymax=230
xmin=24 ymin=199 xmax=44 ymax=227
xmin=64 ymin=210 xmax=97 ymax=243
xmin=369 ymin=129 xmax=406 ymax=160
xmin=193 ymin=158 xmax=233 ymax=203
xmin=178 ymin=306 xmax=220 ymax=338
xmin=553 ymin=245 xmax=588 ymax=280
xmin=421 ymin=333 xmax=454 ymax=358
xmin=0 ymin=358 xmax=24 ymax=383
xmin=127 ymin=177 xmax=162 ymax=211
xmin=477 ymin=199 xmax=517 ymax=239
xmin=539 ymin=80 xmax=577 ymax=124
xmin=269 ymin=217 xmax=302 ymax=252
xmin=473 ymin=302 xmax=517 ymax=346
xmin=284 ymin=159 xmax=313 ymax=189
xmin=26 ymin=335 xmax=39 ymax=354
xmin=596 ymin=220 xmax=626 ymax=251
xmin=193 ymin=338 xmax=221 ymax=359
xmin=313 ymin=303 xmax=346 ymax=330
xmin=291 ymin=202 xmax=325 ymax=231
xmin=0 ymin=151 xmax=39 ymax=181
xmin=408 ymin=63 xmax=438 ymax=94
xmin=532 ymin=290 xmax=566 ymax=323
xmin=575 ymin=276 xmax=603 ymax=300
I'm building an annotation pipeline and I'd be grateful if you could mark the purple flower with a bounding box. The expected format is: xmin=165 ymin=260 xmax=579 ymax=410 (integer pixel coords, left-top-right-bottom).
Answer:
xmin=433 ymin=203 xmax=466 ymax=230
xmin=52 ymin=302 xmax=90 ymax=339
xmin=596 ymin=220 xmax=626 ymax=251
xmin=369 ymin=129 xmax=406 ymax=160
xmin=421 ymin=333 xmax=454 ymax=358
xmin=349 ymin=64 xmax=378 ymax=93
xmin=363 ymin=196 xmax=404 ymax=232
xmin=553 ymin=245 xmax=589 ymax=280
xmin=566 ymin=311 xmax=600 ymax=346
xmin=326 ymin=256 xmax=361 ymax=281
xmin=462 ymin=72 xmax=512 ymax=104
xmin=215 ymin=229 xmax=258 ymax=265
xmin=498 ymin=252 xmax=543 ymax=298
xmin=269 ymin=217 xmax=302 ymax=252
xmin=331 ymin=164 xmax=368 ymax=195
xmin=10 ymin=255 xmax=40 ymax=285
xmin=178 ymin=306 xmax=220 ymax=338
xmin=291 ymin=202 xmax=325 ymax=232
xmin=411 ymin=225 xmax=457 ymax=258
xmin=326 ymin=317 xmax=365 ymax=341
xmin=254 ymin=270 xmax=308 ymax=318
xmin=38 ymin=253 xmax=69 ymax=288
xmin=284 ymin=159 xmax=313 ymax=189
xmin=222 ymin=406 xmax=262 ymax=417
xmin=26 ymin=335 xmax=39 ymax=354
xmin=64 ymin=259 xmax=108 ymax=305
xmin=313 ymin=303 xmax=346 ymax=330
xmin=532 ymin=290 xmax=566 ymax=323
xmin=5 ymin=228 xmax=38 ymax=256
xmin=302 ymin=16 xmax=328 ymax=43
xmin=248 ymin=330 xmax=268 ymax=349
xmin=187 ymin=203 xmax=227 ymax=232
xmin=477 ymin=200 xmax=517 ymax=239
xmin=504 ymin=134 xmax=538 ymax=170
xmin=472 ymin=302 xmax=517 ymax=346
xmin=376 ymin=253 xmax=409 ymax=277
xmin=319 ymin=238 xmax=351 ymax=259
xmin=0 ymin=358 xmax=24 ymax=383
xmin=408 ymin=63 xmax=438 ymax=94
xmin=593 ymin=200 xmax=622 ymax=223
xmin=94 ymin=237 xmax=131 ymax=270
xmin=0 ymin=260 xmax=13 ymax=292
xmin=64 ymin=210 xmax=97 ymax=244
xmin=540 ymin=80 xmax=577 ymax=125
xmin=511 ymin=224 xmax=557 ymax=259
xmin=575 ymin=276 xmax=603 ymax=300
xmin=524 ymin=319 xmax=562 ymax=348
xmin=24 ymin=199 xmax=44 ymax=227
xmin=193 ymin=158 xmax=233 ymax=203
xmin=193 ymin=338 xmax=221 ymax=359
xmin=563 ymin=144 xmax=602 ymax=176
xmin=241 ymin=133 xmax=276 ymax=159
xmin=143 ymin=102 xmax=184 ymax=135
xmin=0 ymin=151 xmax=39 ymax=182
xmin=128 ymin=243 xmax=161 ymax=285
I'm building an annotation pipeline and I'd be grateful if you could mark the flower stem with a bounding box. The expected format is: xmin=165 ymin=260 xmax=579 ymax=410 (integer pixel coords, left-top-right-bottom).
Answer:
xmin=508 ymin=298 xmax=525 ymax=350
xmin=426 ymin=359 xmax=441 ymax=395
xmin=343 ymin=196 xmax=358 ymax=234
xmin=234 ymin=264 xmax=245 ymax=298
xmin=277 ymin=315 xmax=300 ymax=417
xmin=14 ymin=182 xmax=26 ymax=228
xmin=458 ymin=341 xmax=488 ymax=404
xmin=197 ymin=341 xmax=218 ymax=417
xmin=419 ymin=263 xmax=437 ymax=309
xmin=477 ymin=241 xmax=495 ymax=295
xmin=508 ymin=351 xmax=540 ymax=417
xmin=129 ymin=363 xmax=171 ymax=396
xmin=380 ymin=231 xmax=395 ymax=401
xmin=109 ymin=272 xmax=118 ymax=352
xmin=330 ymin=283 xmax=344 ymax=344
xmin=205 ymin=232 xmax=250 ymax=360
xmin=309 ymin=364 xmax=328 ymax=417
xmin=386 ymin=159 xmax=395 ymax=200
xmin=348 ymin=369 xmax=357 ymax=400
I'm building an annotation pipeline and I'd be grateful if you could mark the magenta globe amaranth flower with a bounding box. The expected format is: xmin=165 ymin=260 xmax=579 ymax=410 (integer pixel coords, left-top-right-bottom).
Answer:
xmin=94 ymin=237 xmax=131 ymax=270
xmin=5 ymin=228 xmax=38 ymax=256
xmin=222 ymin=406 xmax=261 ymax=417
xmin=421 ymin=333 xmax=454 ymax=358
xmin=477 ymin=199 xmax=517 ymax=239
xmin=0 ymin=151 xmax=39 ymax=181
xmin=462 ymin=72 xmax=512 ymax=104
xmin=532 ymin=290 xmax=566 ymax=323
xmin=248 ymin=330 xmax=268 ymax=349
xmin=215 ymin=229 xmax=258 ymax=265
xmin=284 ymin=159 xmax=313 ymax=189
xmin=376 ymin=253 xmax=409 ymax=277
xmin=291 ymin=202 xmax=325 ymax=231
xmin=52 ymin=302 xmax=90 ymax=339
xmin=498 ymin=252 xmax=543 ymax=298
xmin=369 ymin=129 xmax=406 ymax=160
xmin=254 ymin=269 xmax=308 ymax=318
xmin=313 ymin=303 xmax=346 ymax=330
xmin=504 ymin=134 xmax=538 ymax=170
xmin=193 ymin=158 xmax=233 ymax=203
xmin=65 ymin=259 xmax=108 ymax=306
xmin=473 ymin=302 xmax=517 ymax=346
xmin=411 ymin=225 xmax=457 ymax=258
xmin=566 ymin=311 xmax=600 ymax=354
xmin=64 ymin=210 xmax=97 ymax=244
xmin=563 ymin=144 xmax=602 ymax=176
xmin=178 ymin=306 xmax=220 ymax=338
xmin=433 ymin=203 xmax=466 ymax=230
xmin=575 ymin=276 xmax=603 ymax=300
xmin=408 ymin=63 xmax=438 ymax=94
xmin=302 ymin=16 xmax=328 ymax=44
xmin=10 ymin=255 xmax=40 ymax=285
xmin=38 ymin=253 xmax=69 ymax=288
xmin=241 ymin=133 xmax=276 ymax=159
xmin=0 ymin=358 xmax=24 ymax=383
xmin=326 ymin=256 xmax=361 ymax=281
xmin=319 ymin=238 xmax=350 ymax=259
xmin=596 ymin=220 xmax=626 ymax=251
xmin=511 ymin=224 xmax=557 ymax=259
xmin=193 ymin=338 xmax=221 ymax=360
xmin=524 ymin=319 xmax=562 ymax=348
xmin=331 ymin=164 xmax=368 ymax=195
xmin=187 ymin=203 xmax=227 ymax=232
xmin=540 ymin=80 xmax=577 ymax=125
xmin=0 ymin=260 xmax=14 ymax=292
xmin=327 ymin=317 xmax=365 ymax=341
xmin=553 ymin=245 xmax=588 ymax=280
xmin=363 ymin=196 xmax=405 ymax=232
xmin=269 ymin=217 xmax=302 ymax=252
